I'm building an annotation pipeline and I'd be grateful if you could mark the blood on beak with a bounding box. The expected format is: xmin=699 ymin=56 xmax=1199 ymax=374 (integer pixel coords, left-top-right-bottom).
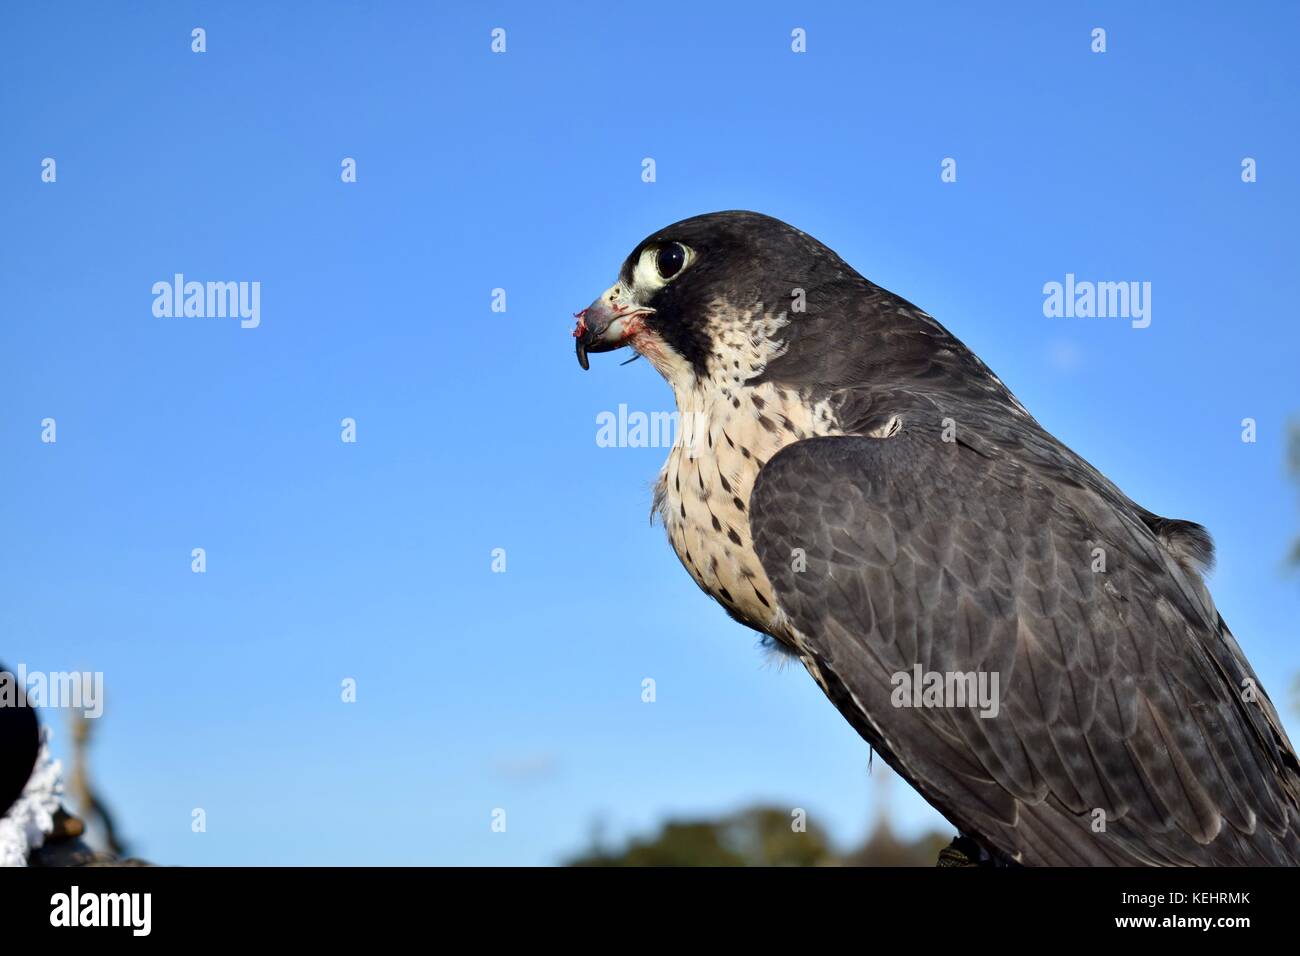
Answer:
xmin=571 ymin=289 xmax=654 ymax=370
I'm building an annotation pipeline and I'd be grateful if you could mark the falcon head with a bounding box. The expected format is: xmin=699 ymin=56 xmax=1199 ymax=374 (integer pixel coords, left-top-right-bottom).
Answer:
xmin=573 ymin=211 xmax=858 ymax=390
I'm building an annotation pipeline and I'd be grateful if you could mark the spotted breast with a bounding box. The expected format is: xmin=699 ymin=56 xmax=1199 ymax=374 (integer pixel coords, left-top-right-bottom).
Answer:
xmin=650 ymin=308 xmax=842 ymax=641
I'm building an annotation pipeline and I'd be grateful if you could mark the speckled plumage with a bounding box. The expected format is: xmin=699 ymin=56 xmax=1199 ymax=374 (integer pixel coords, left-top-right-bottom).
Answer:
xmin=649 ymin=302 xmax=841 ymax=637
xmin=578 ymin=210 xmax=1300 ymax=866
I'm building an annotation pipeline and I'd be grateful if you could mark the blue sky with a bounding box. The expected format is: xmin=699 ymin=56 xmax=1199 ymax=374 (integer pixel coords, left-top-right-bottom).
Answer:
xmin=2 ymin=2 xmax=1297 ymax=865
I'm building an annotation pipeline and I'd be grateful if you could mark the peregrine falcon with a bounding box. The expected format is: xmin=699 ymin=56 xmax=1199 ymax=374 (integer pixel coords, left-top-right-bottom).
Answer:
xmin=573 ymin=211 xmax=1300 ymax=866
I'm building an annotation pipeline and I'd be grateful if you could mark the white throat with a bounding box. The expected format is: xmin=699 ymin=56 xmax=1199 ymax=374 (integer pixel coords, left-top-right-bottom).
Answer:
xmin=641 ymin=306 xmax=841 ymax=638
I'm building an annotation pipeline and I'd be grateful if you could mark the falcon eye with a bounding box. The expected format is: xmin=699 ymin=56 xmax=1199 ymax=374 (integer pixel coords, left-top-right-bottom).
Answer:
xmin=630 ymin=241 xmax=691 ymax=293
xmin=655 ymin=243 xmax=686 ymax=280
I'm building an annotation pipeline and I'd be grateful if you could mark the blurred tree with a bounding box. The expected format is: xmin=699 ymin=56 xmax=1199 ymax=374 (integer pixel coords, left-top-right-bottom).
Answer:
xmin=565 ymin=807 xmax=836 ymax=867
xmin=840 ymin=816 xmax=950 ymax=867
xmin=843 ymin=766 xmax=950 ymax=866
xmin=565 ymin=800 xmax=947 ymax=867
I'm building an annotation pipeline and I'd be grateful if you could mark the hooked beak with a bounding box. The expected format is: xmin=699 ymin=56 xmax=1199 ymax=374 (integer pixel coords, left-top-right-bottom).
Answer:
xmin=572 ymin=286 xmax=655 ymax=371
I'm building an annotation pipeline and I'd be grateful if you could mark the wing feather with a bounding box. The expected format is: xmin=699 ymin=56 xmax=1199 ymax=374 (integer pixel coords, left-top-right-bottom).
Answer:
xmin=750 ymin=428 xmax=1300 ymax=865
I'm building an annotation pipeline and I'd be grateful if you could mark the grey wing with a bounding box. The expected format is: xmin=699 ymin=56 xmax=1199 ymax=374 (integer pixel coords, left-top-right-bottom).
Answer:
xmin=749 ymin=430 xmax=1300 ymax=866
